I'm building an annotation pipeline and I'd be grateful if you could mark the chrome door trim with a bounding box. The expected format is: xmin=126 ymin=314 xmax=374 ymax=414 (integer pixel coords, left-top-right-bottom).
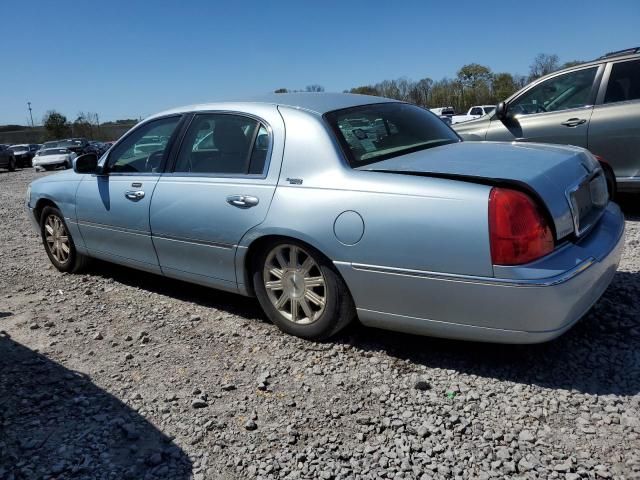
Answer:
xmin=76 ymin=220 xmax=149 ymax=237
xmin=152 ymin=233 xmax=235 ymax=249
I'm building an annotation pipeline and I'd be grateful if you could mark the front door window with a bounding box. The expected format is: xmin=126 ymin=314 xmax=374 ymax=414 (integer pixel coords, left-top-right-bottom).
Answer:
xmin=509 ymin=67 xmax=598 ymax=115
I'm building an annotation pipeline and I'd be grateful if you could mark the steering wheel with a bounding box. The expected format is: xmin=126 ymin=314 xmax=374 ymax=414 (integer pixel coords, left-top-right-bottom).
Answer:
xmin=144 ymin=150 xmax=164 ymax=173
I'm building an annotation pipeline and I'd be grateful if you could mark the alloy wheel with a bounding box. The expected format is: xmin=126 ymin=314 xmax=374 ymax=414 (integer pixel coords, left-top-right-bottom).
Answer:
xmin=44 ymin=214 xmax=70 ymax=264
xmin=263 ymin=244 xmax=326 ymax=324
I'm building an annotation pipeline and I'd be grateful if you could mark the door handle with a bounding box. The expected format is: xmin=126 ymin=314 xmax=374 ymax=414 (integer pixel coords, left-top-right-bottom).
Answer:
xmin=125 ymin=190 xmax=145 ymax=201
xmin=561 ymin=118 xmax=587 ymax=127
xmin=226 ymin=195 xmax=259 ymax=209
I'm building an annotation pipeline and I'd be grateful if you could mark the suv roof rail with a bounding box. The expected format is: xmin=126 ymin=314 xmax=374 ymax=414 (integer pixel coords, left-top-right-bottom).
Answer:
xmin=599 ymin=47 xmax=640 ymax=59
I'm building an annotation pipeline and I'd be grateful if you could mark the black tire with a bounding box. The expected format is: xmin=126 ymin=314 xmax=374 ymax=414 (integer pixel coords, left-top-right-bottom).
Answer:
xmin=252 ymin=238 xmax=355 ymax=341
xmin=603 ymin=164 xmax=617 ymax=200
xmin=8 ymin=157 xmax=15 ymax=172
xmin=40 ymin=206 xmax=90 ymax=273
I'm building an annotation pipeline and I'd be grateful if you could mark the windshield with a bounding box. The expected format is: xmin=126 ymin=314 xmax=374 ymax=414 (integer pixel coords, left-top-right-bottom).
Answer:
xmin=40 ymin=149 xmax=69 ymax=156
xmin=325 ymin=103 xmax=459 ymax=167
xmin=10 ymin=145 xmax=28 ymax=152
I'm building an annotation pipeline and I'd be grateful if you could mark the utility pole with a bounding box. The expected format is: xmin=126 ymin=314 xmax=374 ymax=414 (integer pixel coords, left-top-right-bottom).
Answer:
xmin=27 ymin=101 xmax=34 ymax=127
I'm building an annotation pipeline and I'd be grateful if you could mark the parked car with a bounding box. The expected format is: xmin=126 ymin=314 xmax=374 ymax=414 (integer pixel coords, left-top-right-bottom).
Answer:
xmin=56 ymin=138 xmax=93 ymax=156
xmin=32 ymin=148 xmax=77 ymax=170
xmin=39 ymin=141 xmax=61 ymax=151
xmin=9 ymin=144 xmax=40 ymax=167
xmin=0 ymin=144 xmax=17 ymax=171
xmin=26 ymin=93 xmax=624 ymax=344
xmin=451 ymin=105 xmax=496 ymax=124
xmin=454 ymin=47 xmax=640 ymax=193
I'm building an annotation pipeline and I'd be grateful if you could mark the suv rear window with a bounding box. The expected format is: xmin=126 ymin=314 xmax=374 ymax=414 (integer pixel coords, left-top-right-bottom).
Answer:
xmin=325 ymin=103 xmax=459 ymax=167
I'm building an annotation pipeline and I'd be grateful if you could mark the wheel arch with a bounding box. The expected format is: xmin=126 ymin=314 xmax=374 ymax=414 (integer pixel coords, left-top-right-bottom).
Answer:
xmin=238 ymin=231 xmax=346 ymax=298
xmin=34 ymin=198 xmax=60 ymax=224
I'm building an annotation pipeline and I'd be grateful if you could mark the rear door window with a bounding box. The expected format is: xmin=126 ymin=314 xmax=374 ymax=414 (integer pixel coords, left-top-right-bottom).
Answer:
xmin=604 ymin=59 xmax=640 ymax=104
xmin=173 ymin=113 xmax=270 ymax=175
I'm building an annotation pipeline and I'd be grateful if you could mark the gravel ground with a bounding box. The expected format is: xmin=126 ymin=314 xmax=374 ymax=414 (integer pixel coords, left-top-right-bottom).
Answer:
xmin=1 ymin=168 xmax=639 ymax=480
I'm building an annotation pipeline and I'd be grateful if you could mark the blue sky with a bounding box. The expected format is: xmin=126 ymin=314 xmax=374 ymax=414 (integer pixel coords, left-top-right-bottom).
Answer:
xmin=2 ymin=0 xmax=638 ymax=124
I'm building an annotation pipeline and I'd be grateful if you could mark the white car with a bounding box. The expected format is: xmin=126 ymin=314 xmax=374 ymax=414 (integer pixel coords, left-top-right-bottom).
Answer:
xmin=32 ymin=148 xmax=77 ymax=170
xmin=451 ymin=105 xmax=496 ymax=124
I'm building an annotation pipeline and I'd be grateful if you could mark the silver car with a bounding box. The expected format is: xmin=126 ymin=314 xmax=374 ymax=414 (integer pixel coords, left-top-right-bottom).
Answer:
xmin=26 ymin=93 xmax=624 ymax=343
xmin=454 ymin=48 xmax=640 ymax=193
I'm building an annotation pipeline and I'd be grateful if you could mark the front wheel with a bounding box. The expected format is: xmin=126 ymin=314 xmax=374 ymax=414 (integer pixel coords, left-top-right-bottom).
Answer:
xmin=8 ymin=157 xmax=16 ymax=171
xmin=252 ymin=240 xmax=355 ymax=340
xmin=40 ymin=206 xmax=89 ymax=273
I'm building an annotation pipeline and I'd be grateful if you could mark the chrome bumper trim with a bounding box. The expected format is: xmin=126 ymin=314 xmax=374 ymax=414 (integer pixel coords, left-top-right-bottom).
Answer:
xmin=337 ymin=258 xmax=595 ymax=288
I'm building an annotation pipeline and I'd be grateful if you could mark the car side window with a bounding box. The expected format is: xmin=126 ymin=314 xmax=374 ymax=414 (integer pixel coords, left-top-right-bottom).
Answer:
xmin=106 ymin=116 xmax=180 ymax=174
xmin=174 ymin=113 xmax=268 ymax=175
xmin=510 ymin=67 xmax=598 ymax=115
xmin=470 ymin=107 xmax=482 ymax=115
xmin=604 ymin=59 xmax=640 ymax=104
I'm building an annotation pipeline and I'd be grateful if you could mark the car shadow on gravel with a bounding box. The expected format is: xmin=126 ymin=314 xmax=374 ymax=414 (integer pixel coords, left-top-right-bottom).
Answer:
xmin=0 ymin=331 xmax=192 ymax=479
xmin=87 ymin=259 xmax=266 ymax=320
xmin=617 ymin=193 xmax=640 ymax=219
xmin=84 ymin=260 xmax=639 ymax=397
xmin=338 ymin=270 xmax=640 ymax=396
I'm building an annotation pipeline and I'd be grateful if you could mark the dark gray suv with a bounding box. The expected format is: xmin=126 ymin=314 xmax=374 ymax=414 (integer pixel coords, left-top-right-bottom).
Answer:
xmin=454 ymin=47 xmax=640 ymax=193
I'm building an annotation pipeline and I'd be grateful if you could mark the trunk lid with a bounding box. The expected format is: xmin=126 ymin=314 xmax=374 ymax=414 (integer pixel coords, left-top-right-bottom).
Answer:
xmin=357 ymin=141 xmax=608 ymax=240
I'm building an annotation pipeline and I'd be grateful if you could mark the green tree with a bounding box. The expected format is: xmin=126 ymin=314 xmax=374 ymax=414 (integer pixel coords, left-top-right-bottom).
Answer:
xmin=305 ymin=84 xmax=325 ymax=92
xmin=492 ymin=73 xmax=518 ymax=101
xmin=457 ymin=64 xmax=493 ymax=110
xmin=349 ymin=85 xmax=379 ymax=96
xmin=274 ymin=88 xmax=288 ymax=93
xmin=43 ymin=110 xmax=71 ymax=140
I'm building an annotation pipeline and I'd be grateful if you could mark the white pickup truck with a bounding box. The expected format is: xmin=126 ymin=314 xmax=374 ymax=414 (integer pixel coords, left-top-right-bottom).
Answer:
xmin=451 ymin=105 xmax=496 ymax=124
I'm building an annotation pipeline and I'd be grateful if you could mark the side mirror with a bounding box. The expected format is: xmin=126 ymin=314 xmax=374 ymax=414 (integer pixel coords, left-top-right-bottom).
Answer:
xmin=73 ymin=153 xmax=99 ymax=174
xmin=495 ymin=102 xmax=509 ymax=121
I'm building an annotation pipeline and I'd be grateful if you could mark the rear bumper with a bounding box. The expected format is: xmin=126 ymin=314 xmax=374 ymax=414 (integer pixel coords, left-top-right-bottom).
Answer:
xmin=336 ymin=203 xmax=625 ymax=343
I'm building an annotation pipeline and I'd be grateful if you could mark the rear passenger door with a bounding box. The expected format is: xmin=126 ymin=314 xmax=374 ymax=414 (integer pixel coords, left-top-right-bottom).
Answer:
xmin=149 ymin=110 xmax=281 ymax=290
xmin=588 ymin=58 xmax=640 ymax=181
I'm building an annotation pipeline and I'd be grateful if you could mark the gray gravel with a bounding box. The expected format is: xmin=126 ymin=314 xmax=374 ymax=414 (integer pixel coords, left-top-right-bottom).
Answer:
xmin=1 ymin=168 xmax=640 ymax=479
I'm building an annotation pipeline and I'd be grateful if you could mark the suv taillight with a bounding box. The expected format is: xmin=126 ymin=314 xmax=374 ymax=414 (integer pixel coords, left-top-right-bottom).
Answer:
xmin=489 ymin=187 xmax=554 ymax=265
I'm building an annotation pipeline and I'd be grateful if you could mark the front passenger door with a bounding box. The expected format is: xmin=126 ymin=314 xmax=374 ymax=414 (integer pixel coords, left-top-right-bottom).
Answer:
xmin=75 ymin=115 xmax=182 ymax=271
xmin=485 ymin=66 xmax=601 ymax=147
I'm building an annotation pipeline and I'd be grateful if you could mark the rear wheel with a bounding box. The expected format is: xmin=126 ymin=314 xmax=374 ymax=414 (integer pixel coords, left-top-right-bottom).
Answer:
xmin=40 ymin=206 xmax=89 ymax=273
xmin=253 ymin=239 xmax=355 ymax=340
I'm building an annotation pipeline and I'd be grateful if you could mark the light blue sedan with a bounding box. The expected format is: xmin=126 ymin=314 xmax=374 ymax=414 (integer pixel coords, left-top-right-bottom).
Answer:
xmin=26 ymin=93 xmax=625 ymax=343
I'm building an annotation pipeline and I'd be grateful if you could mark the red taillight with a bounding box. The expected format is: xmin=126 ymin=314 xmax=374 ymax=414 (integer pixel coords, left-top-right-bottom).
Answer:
xmin=488 ymin=187 xmax=554 ymax=265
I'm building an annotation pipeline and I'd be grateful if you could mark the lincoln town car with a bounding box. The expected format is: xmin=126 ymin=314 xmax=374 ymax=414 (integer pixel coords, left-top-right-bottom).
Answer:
xmin=26 ymin=93 xmax=624 ymax=343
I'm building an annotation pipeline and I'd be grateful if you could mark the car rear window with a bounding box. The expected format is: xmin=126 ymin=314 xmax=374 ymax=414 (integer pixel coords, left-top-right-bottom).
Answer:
xmin=324 ymin=103 xmax=459 ymax=167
